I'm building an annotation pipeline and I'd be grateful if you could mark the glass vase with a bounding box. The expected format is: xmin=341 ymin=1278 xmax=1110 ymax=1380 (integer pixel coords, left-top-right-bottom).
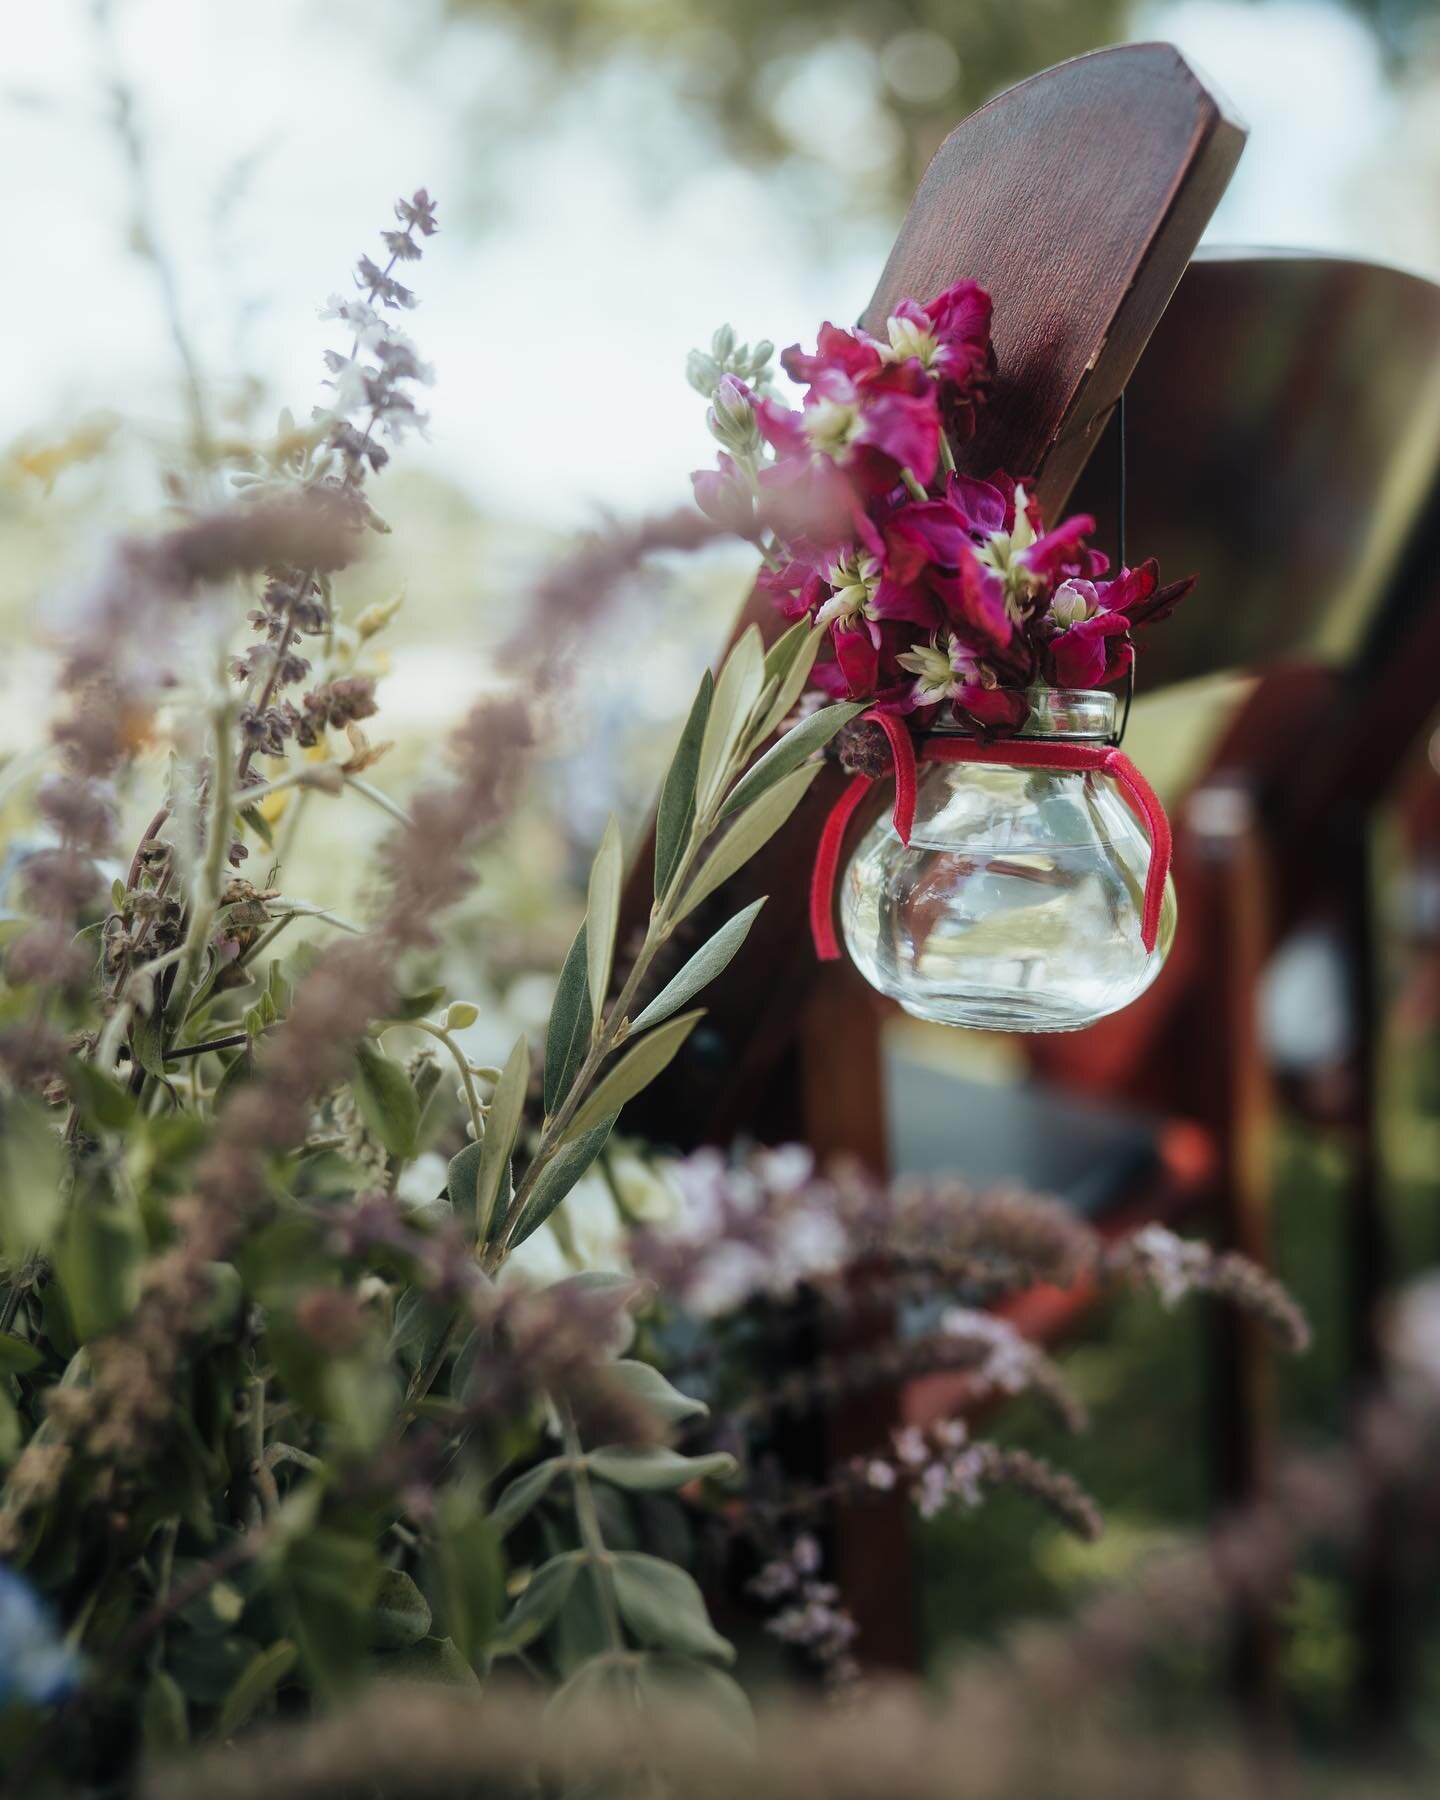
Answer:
xmin=839 ymin=690 xmax=1176 ymax=1032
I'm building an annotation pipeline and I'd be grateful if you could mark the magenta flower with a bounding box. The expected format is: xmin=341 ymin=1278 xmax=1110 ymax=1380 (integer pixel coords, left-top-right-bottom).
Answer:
xmin=691 ymin=452 xmax=755 ymax=536
xmin=877 ymin=280 xmax=994 ymax=440
xmin=1040 ymin=561 xmax=1195 ymax=688
xmin=767 ymin=322 xmax=942 ymax=496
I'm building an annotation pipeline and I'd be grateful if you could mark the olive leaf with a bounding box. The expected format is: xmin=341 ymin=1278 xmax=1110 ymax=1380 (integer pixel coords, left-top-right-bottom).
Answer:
xmin=216 ymin=1640 xmax=298 ymax=1738
xmin=428 ymin=1500 xmax=504 ymax=1665
xmin=628 ymin=898 xmax=766 ymax=1033
xmin=654 ymin=669 xmax=712 ymax=900
xmin=506 ymin=1116 xmax=617 ymax=1249
xmin=491 ymin=1551 xmax=585 ymax=1655
xmin=353 ymin=1043 xmax=420 ymax=1160
xmin=544 ymin=920 xmax=591 ymax=1116
xmin=721 ymin=701 xmax=863 ymax=818
xmin=565 ymin=1010 xmax=703 ymax=1138
xmin=587 ymin=1447 xmax=737 ymax=1492
xmin=476 ymin=1034 xmax=528 ymax=1242
xmin=585 ymin=816 xmax=623 ymax=1022
xmin=609 ymin=1359 xmax=708 ymax=1427
xmin=756 ymin=619 xmax=828 ymax=740
xmin=694 ymin=626 xmax=764 ymax=812
xmin=676 ymin=762 xmax=821 ymax=921
xmin=490 ymin=1458 xmax=564 ymax=1535
xmin=610 ymin=1553 xmax=735 ymax=1664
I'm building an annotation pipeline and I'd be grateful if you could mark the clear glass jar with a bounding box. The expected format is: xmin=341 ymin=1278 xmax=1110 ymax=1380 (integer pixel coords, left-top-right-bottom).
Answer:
xmin=839 ymin=690 xmax=1176 ymax=1032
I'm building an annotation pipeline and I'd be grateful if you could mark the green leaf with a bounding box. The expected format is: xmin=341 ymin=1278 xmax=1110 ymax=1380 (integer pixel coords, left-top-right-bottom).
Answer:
xmin=636 ymin=1655 xmax=756 ymax=1743
xmin=757 ymin=619 xmax=828 ymax=739
xmin=0 ymin=1334 xmax=42 ymax=1377
xmin=543 ymin=920 xmax=591 ymax=1116
xmin=0 ymin=1389 xmax=19 ymax=1464
xmin=490 ymin=1459 xmax=564 ymax=1535
xmin=281 ymin=1524 xmax=379 ymax=1697
xmin=0 ymin=1093 xmax=64 ymax=1261
xmin=694 ymin=626 xmax=765 ymax=813
xmin=212 ymin=1047 xmax=253 ymax=1109
xmin=546 ymin=1652 xmax=635 ymax=1724
xmin=141 ymin=1668 xmax=189 ymax=1752
xmin=372 ymin=1570 xmax=432 ymax=1650
xmin=721 ymin=701 xmax=863 ymax=817
xmin=215 ymin=1639 xmax=298 ymax=1738
xmin=353 ymin=1043 xmax=420 ymax=1161
xmin=491 ymin=1551 xmax=584 ymax=1654
xmin=566 ymin=1011 xmax=702 ymax=1139
xmin=445 ymin=1141 xmax=481 ymax=1215
xmin=629 ymin=898 xmax=766 ymax=1033
xmin=477 ymin=1034 xmax=528 ymax=1242
xmin=587 ymin=1447 xmax=737 ymax=1492
xmin=131 ymin=1005 xmax=168 ymax=1079
xmin=676 ymin=762 xmax=822 ymax=921
xmin=429 ymin=1495 xmax=504 ymax=1666
xmin=611 ymin=1553 xmax=735 ymax=1664
xmin=53 ymin=1184 xmax=144 ymax=1342
xmin=585 ymin=816 xmax=623 ymax=1022
xmin=507 ymin=1116 xmax=617 ymax=1248
xmin=654 ymin=669 xmax=712 ymax=900
xmin=63 ymin=1057 xmax=135 ymax=1132
xmin=386 ymin=985 xmax=446 ymax=1022
xmin=609 ymin=1359 xmax=708 ymax=1427
xmin=379 ymin=1634 xmax=480 ymax=1686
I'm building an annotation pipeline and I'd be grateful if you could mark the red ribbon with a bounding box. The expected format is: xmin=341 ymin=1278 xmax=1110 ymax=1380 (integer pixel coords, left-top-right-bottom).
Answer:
xmin=809 ymin=710 xmax=1172 ymax=962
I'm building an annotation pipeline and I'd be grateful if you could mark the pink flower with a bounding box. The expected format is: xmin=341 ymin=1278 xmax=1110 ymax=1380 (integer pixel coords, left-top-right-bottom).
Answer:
xmin=690 ymin=451 xmax=755 ymax=536
xmin=878 ymin=280 xmax=994 ymax=440
xmin=1040 ymin=561 xmax=1195 ymax=688
xmin=767 ymin=322 xmax=942 ymax=496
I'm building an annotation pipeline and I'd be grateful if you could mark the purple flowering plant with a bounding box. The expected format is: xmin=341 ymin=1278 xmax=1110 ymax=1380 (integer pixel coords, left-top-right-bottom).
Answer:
xmin=0 ymin=173 xmax=1308 ymax=1796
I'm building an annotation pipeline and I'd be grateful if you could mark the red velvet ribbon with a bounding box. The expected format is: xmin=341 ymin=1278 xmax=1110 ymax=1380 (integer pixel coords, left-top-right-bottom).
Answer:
xmin=809 ymin=709 xmax=1172 ymax=962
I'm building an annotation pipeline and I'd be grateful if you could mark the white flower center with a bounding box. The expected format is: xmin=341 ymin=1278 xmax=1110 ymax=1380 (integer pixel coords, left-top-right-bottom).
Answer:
xmin=896 ymin=637 xmax=958 ymax=701
xmin=803 ymin=397 xmax=862 ymax=459
xmin=884 ymin=314 xmax=940 ymax=368
xmin=815 ymin=552 xmax=880 ymax=629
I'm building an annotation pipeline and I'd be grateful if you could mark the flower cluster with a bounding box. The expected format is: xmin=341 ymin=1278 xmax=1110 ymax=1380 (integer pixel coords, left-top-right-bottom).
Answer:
xmin=748 ymin=1534 xmax=860 ymax=1695
xmin=861 ymin=1422 xmax=1103 ymax=1539
xmin=229 ymin=190 xmax=438 ymax=776
xmin=690 ymin=286 xmax=1193 ymax=733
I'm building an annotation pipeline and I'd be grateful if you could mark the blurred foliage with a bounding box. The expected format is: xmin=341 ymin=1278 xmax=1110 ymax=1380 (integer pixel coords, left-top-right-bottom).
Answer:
xmin=443 ymin=0 xmax=1439 ymax=218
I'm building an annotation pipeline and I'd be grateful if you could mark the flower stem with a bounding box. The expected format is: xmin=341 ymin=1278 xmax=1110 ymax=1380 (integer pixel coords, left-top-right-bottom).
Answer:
xmin=561 ymin=1404 xmax=627 ymax=1654
xmin=408 ymin=1019 xmax=486 ymax=1142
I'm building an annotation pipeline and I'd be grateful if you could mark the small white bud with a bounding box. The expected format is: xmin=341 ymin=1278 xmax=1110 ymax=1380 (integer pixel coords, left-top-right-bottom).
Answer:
xmin=443 ymin=1001 xmax=480 ymax=1030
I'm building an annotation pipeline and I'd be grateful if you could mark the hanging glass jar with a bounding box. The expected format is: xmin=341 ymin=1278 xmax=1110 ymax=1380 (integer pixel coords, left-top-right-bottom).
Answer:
xmin=835 ymin=690 xmax=1176 ymax=1032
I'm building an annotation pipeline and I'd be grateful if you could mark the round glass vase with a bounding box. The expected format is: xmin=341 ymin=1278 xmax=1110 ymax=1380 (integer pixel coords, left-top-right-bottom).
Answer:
xmin=839 ymin=690 xmax=1176 ymax=1032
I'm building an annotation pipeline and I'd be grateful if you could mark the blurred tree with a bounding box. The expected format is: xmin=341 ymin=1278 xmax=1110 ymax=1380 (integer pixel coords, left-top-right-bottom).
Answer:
xmin=442 ymin=0 xmax=1436 ymax=220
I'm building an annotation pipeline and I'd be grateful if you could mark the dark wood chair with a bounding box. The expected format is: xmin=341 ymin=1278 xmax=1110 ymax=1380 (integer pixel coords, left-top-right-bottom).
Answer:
xmin=622 ymin=45 xmax=1440 ymax=1711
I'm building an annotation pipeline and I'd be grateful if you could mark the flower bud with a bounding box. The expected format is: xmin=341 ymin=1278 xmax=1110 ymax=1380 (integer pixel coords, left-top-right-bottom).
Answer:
xmin=691 ymin=456 xmax=755 ymax=536
xmin=357 ymin=593 xmax=404 ymax=639
xmin=443 ymin=1001 xmax=480 ymax=1030
xmin=707 ymin=376 xmax=760 ymax=455
xmin=685 ymin=349 xmax=722 ymax=397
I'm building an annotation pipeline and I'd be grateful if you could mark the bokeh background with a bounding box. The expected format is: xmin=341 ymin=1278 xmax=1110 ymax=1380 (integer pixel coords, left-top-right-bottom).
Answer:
xmin=8 ymin=0 xmax=1440 ymax=1753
